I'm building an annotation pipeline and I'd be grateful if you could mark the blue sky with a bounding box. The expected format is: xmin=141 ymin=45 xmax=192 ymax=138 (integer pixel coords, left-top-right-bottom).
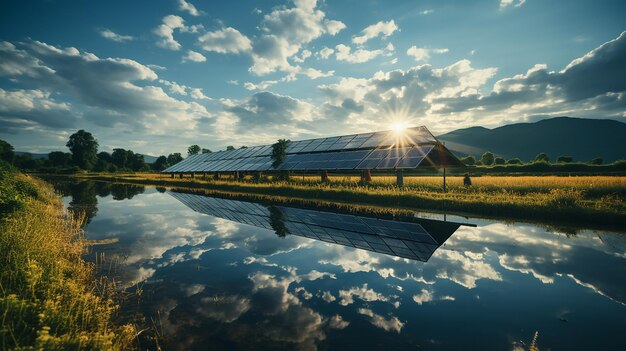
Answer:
xmin=1 ymin=0 xmax=625 ymax=155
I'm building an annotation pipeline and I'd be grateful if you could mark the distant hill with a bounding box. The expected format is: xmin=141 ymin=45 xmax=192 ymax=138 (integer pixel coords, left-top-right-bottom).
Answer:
xmin=15 ymin=151 xmax=158 ymax=163
xmin=437 ymin=117 xmax=626 ymax=162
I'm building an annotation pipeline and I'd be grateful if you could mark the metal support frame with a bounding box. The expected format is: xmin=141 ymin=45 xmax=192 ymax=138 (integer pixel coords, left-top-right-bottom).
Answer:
xmin=321 ymin=170 xmax=329 ymax=183
xmin=396 ymin=169 xmax=404 ymax=187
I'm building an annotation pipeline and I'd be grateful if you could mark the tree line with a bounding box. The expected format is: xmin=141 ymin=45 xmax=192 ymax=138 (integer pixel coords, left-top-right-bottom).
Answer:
xmin=461 ymin=151 xmax=607 ymax=166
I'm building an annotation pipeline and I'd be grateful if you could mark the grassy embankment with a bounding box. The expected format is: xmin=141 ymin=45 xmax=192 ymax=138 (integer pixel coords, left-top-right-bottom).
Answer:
xmin=66 ymin=172 xmax=626 ymax=230
xmin=0 ymin=163 xmax=134 ymax=350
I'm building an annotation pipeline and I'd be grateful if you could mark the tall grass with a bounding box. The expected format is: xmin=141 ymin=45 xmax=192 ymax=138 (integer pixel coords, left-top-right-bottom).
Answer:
xmin=0 ymin=162 xmax=135 ymax=350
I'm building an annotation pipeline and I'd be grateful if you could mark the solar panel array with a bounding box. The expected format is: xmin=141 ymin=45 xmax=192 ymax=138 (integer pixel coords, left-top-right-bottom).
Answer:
xmin=163 ymin=126 xmax=447 ymax=173
xmin=169 ymin=191 xmax=459 ymax=261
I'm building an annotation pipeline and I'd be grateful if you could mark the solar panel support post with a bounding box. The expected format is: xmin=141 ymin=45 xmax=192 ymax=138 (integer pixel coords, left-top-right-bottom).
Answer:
xmin=321 ymin=170 xmax=329 ymax=184
xmin=179 ymin=173 xmax=183 ymax=179
xmin=214 ymin=172 xmax=220 ymax=180
xmin=253 ymin=172 xmax=261 ymax=182
xmin=170 ymin=173 xmax=174 ymax=179
xmin=202 ymin=172 xmax=207 ymax=180
xmin=191 ymin=173 xmax=195 ymax=179
xmin=396 ymin=169 xmax=404 ymax=187
xmin=443 ymin=167 xmax=447 ymax=192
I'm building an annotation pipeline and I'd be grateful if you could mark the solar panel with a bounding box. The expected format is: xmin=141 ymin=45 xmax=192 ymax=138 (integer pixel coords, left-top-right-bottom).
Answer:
xmin=162 ymin=126 xmax=455 ymax=173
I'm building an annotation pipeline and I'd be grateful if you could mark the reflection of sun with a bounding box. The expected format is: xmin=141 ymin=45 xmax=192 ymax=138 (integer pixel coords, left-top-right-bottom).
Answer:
xmin=390 ymin=121 xmax=409 ymax=134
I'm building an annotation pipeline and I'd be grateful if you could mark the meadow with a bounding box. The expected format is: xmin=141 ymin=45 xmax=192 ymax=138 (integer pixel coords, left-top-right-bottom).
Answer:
xmin=66 ymin=173 xmax=626 ymax=231
xmin=0 ymin=163 xmax=134 ymax=350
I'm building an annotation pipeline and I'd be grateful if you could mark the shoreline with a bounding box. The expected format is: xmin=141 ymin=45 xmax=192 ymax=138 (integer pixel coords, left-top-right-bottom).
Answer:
xmin=46 ymin=172 xmax=626 ymax=234
xmin=0 ymin=166 xmax=134 ymax=350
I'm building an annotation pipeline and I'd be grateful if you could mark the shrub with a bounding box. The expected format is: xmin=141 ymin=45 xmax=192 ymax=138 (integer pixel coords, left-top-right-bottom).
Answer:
xmin=481 ymin=152 xmax=494 ymax=166
xmin=494 ymin=157 xmax=506 ymax=165
xmin=591 ymin=157 xmax=603 ymax=165
xmin=507 ymin=158 xmax=523 ymax=165
xmin=557 ymin=156 xmax=573 ymax=163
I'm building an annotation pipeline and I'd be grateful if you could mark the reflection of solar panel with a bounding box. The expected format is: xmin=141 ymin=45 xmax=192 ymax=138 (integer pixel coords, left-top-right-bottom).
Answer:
xmin=163 ymin=126 xmax=462 ymax=173
xmin=168 ymin=191 xmax=461 ymax=262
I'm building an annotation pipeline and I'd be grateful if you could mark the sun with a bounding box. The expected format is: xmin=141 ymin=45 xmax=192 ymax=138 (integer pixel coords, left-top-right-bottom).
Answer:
xmin=390 ymin=120 xmax=409 ymax=134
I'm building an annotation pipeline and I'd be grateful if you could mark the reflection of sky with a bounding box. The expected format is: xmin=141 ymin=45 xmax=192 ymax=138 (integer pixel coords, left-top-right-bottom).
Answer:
xmin=68 ymin=187 xmax=626 ymax=351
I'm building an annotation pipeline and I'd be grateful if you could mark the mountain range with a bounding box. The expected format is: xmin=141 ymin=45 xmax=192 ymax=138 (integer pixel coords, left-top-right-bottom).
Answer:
xmin=437 ymin=117 xmax=626 ymax=162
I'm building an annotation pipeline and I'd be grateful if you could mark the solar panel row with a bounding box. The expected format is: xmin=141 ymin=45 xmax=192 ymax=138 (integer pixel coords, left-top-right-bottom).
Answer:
xmin=168 ymin=191 xmax=444 ymax=261
xmin=163 ymin=126 xmax=439 ymax=173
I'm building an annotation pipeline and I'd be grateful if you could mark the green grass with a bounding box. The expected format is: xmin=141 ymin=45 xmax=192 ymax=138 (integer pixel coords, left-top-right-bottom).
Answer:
xmin=62 ymin=172 xmax=626 ymax=231
xmin=0 ymin=162 xmax=135 ymax=350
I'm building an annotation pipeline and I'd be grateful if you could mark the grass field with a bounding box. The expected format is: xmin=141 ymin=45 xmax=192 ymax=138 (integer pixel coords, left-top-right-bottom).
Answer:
xmin=63 ymin=172 xmax=626 ymax=231
xmin=0 ymin=164 xmax=134 ymax=350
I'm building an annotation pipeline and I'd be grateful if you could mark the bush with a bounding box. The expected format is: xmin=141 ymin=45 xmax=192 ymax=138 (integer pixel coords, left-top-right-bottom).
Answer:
xmin=461 ymin=156 xmax=476 ymax=166
xmin=494 ymin=157 xmax=506 ymax=165
xmin=557 ymin=156 xmax=573 ymax=163
xmin=591 ymin=157 xmax=603 ymax=165
xmin=507 ymin=158 xmax=523 ymax=164
xmin=481 ymin=152 xmax=494 ymax=166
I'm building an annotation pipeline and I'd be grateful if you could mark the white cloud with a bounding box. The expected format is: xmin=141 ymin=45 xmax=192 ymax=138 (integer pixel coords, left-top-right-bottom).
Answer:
xmin=189 ymin=88 xmax=211 ymax=100
xmin=99 ymin=29 xmax=134 ymax=42
xmin=183 ymin=50 xmax=206 ymax=62
xmin=317 ymin=47 xmax=334 ymax=59
xmin=500 ymin=0 xmax=526 ymax=10
xmin=352 ymin=20 xmax=398 ymax=45
xmin=420 ymin=9 xmax=435 ymax=15
xmin=406 ymin=46 xmax=449 ymax=62
xmin=198 ymin=27 xmax=252 ymax=54
xmin=178 ymin=0 xmax=202 ymax=16
xmin=153 ymin=15 xmax=186 ymax=50
xmin=335 ymin=43 xmax=394 ymax=63
xmin=0 ymin=88 xmax=76 ymax=130
xmin=325 ymin=19 xmax=347 ymax=35
xmin=293 ymin=49 xmax=312 ymax=63
xmin=0 ymin=40 xmax=210 ymax=132
xmin=412 ymin=289 xmax=434 ymax=305
xmin=249 ymin=0 xmax=345 ymax=76
xmin=159 ymin=79 xmax=188 ymax=95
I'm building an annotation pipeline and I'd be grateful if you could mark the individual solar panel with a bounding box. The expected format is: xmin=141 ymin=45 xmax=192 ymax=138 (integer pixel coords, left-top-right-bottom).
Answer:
xmin=299 ymin=139 xmax=325 ymax=153
xmin=286 ymin=140 xmax=309 ymax=153
xmin=355 ymin=148 xmax=388 ymax=169
xmin=375 ymin=147 xmax=411 ymax=169
xmin=313 ymin=136 xmax=340 ymax=152
xmin=343 ymin=133 xmax=374 ymax=149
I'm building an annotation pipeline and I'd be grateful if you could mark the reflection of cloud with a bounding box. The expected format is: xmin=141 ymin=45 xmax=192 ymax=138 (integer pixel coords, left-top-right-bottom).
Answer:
xmin=412 ymin=289 xmax=434 ymax=305
xmin=328 ymin=315 xmax=349 ymax=329
xmin=198 ymin=295 xmax=252 ymax=322
xmin=434 ymin=250 xmax=503 ymax=289
xmin=357 ymin=308 xmax=404 ymax=333
xmin=320 ymin=291 xmax=336 ymax=303
xmin=338 ymin=283 xmax=389 ymax=306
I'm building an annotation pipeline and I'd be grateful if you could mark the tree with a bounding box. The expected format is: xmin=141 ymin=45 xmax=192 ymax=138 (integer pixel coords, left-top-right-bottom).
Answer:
xmin=240 ymin=145 xmax=248 ymax=149
xmin=153 ymin=155 xmax=169 ymax=171
xmin=66 ymin=130 xmax=98 ymax=170
xmin=557 ymin=155 xmax=573 ymax=163
xmin=97 ymin=151 xmax=113 ymax=163
xmin=271 ymin=139 xmax=291 ymax=168
xmin=507 ymin=158 xmax=523 ymax=165
xmin=460 ymin=156 xmax=475 ymax=166
xmin=535 ymin=152 xmax=550 ymax=163
xmin=494 ymin=157 xmax=506 ymax=165
xmin=188 ymin=144 xmax=201 ymax=156
xmin=201 ymin=148 xmax=212 ymax=154
xmin=591 ymin=157 xmax=603 ymax=165
xmin=480 ymin=151 xmax=494 ymax=166
xmin=112 ymin=148 xmax=128 ymax=168
xmin=0 ymin=139 xmax=15 ymax=164
xmin=226 ymin=145 xmax=235 ymax=151
xmin=48 ymin=151 xmax=71 ymax=167
xmin=128 ymin=152 xmax=146 ymax=171
xmin=167 ymin=153 xmax=183 ymax=165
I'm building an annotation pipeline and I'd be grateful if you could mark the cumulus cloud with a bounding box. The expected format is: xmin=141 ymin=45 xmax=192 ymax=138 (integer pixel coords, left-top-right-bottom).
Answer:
xmin=352 ymin=20 xmax=398 ymax=45
xmin=249 ymin=0 xmax=345 ymax=76
xmin=335 ymin=43 xmax=394 ymax=63
xmin=317 ymin=47 xmax=334 ymax=59
xmin=99 ymin=29 xmax=134 ymax=42
xmin=178 ymin=0 xmax=202 ymax=16
xmin=183 ymin=50 xmax=206 ymax=62
xmin=406 ymin=46 xmax=449 ymax=62
xmin=0 ymin=40 xmax=210 ymax=132
xmin=0 ymin=88 xmax=76 ymax=130
xmin=197 ymin=27 xmax=252 ymax=54
xmin=338 ymin=283 xmax=390 ymax=306
xmin=225 ymin=91 xmax=316 ymax=128
xmin=153 ymin=15 xmax=187 ymax=50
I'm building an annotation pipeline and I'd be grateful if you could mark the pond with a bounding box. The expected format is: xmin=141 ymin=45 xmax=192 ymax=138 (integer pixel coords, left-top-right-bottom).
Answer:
xmin=49 ymin=179 xmax=626 ymax=351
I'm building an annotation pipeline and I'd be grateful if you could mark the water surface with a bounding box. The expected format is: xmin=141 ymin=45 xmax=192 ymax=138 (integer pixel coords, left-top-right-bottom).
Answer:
xmin=51 ymin=180 xmax=626 ymax=351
